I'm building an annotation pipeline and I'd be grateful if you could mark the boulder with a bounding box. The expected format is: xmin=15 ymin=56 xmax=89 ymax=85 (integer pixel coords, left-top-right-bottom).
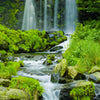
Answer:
xmin=0 ymin=87 xmax=29 ymax=100
xmin=6 ymin=89 xmax=28 ymax=100
xmin=89 ymin=66 xmax=100 ymax=74
xmin=0 ymin=79 xmax=11 ymax=87
xmin=89 ymin=72 xmax=100 ymax=83
xmin=67 ymin=66 xmax=86 ymax=80
xmin=60 ymin=80 xmax=95 ymax=100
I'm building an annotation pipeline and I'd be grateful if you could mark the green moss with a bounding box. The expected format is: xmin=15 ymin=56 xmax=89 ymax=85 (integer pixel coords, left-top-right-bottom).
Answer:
xmin=0 ymin=24 xmax=66 ymax=53
xmin=53 ymin=59 xmax=67 ymax=77
xmin=10 ymin=76 xmax=44 ymax=100
xmin=70 ymin=81 xmax=95 ymax=99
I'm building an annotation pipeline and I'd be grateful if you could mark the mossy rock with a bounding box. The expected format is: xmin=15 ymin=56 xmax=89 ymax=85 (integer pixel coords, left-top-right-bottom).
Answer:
xmin=67 ymin=66 xmax=86 ymax=80
xmin=6 ymin=89 xmax=28 ymax=100
xmin=89 ymin=66 xmax=100 ymax=74
xmin=70 ymin=81 xmax=95 ymax=100
xmin=89 ymin=72 xmax=100 ymax=83
xmin=0 ymin=87 xmax=28 ymax=100
xmin=53 ymin=59 xmax=67 ymax=77
xmin=10 ymin=76 xmax=43 ymax=100
xmin=0 ymin=79 xmax=11 ymax=87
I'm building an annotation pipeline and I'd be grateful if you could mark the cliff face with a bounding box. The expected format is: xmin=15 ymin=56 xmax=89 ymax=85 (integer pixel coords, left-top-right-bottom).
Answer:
xmin=0 ymin=0 xmax=25 ymax=29
xmin=0 ymin=0 xmax=99 ymax=29
xmin=76 ymin=0 xmax=100 ymax=22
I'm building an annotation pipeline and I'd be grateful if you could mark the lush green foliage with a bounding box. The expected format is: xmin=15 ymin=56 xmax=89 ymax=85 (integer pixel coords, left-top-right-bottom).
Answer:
xmin=0 ymin=61 xmax=23 ymax=79
xmin=0 ymin=0 xmax=24 ymax=29
xmin=63 ymin=20 xmax=100 ymax=73
xmin=76 ymin=0 xmax=100 ymax=13
xmin=10 ymin=76 xmax=44 ymax=100
xmin=0 ymin=24 xmax=67 ymax=53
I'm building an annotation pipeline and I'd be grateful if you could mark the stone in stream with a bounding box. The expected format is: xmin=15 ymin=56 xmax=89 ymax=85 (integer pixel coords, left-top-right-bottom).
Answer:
xmin=89 ymin=66 xmax=100 ymax=74
xmin=51 ymin=60 xmax=86 ymax=83
xmin=59 ymin=80 xmax=95 ymax=100
xmin=89 ymin=72 xmax=100 ymax=83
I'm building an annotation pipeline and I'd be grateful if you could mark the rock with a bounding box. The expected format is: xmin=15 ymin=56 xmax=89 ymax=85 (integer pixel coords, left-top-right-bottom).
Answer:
xmin=68 ymin=66 xmax=86 ymax=80
xmin=51 ymin=73 xmax=60 ymax=82
xmin=60 ymin=80 xmax=95 ymax=100
xmin=43 ymin=55 xmax=55 ymax=65
xmin=53 ymin=59 xmax=67 ymax=77
xmin=68 ymin=66 xmax=78 ymax=79
xmin=89 ymin=72 xmax=100 ymax=83
xmin=0 ymin=87 xmax=29 ymax=100
xmin=89 ymin=66 xmax=100 ymax=74
xmin=6 ymin=89 xmax=28 ymax=100
xmin=0 ymin=79 xmax=11 ymax=87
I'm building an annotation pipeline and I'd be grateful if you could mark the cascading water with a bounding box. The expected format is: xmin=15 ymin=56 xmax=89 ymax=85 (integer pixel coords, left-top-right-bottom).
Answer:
xmin=22 ymin=0 xmax=36 ymax=30
xmin=39 ymin=0 xmax=42 ymax=30
xmin=54 ymin=0 xmax=59 ymax=30
xmin=16 ymin=54 xmax=62 ymax=100
xmin=44 ymin=0 xmax=47 ymax=31
xmin=65 ymin=0 xmax=78 ymax=34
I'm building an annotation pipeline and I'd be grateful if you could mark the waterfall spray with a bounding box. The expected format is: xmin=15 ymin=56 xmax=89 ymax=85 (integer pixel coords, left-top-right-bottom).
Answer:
xmin=65 ymin=0 xmax=77 ymax=34
xmin=54 ymin=0 xmax=59 ymax=30
xmin=44 ymin=0 xmax=47 ymax=30
xmin=22 ymin=0 xmax=36 ymax=30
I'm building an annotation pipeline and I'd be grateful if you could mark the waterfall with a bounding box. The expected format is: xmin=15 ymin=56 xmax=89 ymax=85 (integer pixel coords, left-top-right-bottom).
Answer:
xmin=44 ymin=0 xmax=47 ymax=31
xmin=39 ymin=0 xmax=42 ymax=30
xmin=54 ymin=0 xmax=59 ymax=30
xmin=22 ymin=0 xmax=36 ymax=30
xmin=65 ymin=0 xmax=77 ymax=34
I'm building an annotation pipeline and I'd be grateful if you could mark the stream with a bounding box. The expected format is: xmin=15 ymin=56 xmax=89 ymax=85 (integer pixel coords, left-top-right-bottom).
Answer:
xmin=15 ymin=53 xmax=63 ymax=100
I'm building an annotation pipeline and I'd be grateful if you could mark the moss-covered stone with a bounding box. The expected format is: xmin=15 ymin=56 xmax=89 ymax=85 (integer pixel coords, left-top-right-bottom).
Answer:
xmin=0 ymin=79 xmax=11 ymax=87
xmin=70 ymin=81 xmax=95 ymax=100
xmin=10 ymin=76 xmax=44 ymax=100
xmin=68 ymin=66 xmax=78 ymax=79
xmin=89 ymin=66 xmax=100 ymax=74
xmin=53 ymin=59 xmax=67 ymax=77
xmin=89 ymin=72 xmax=100 ymax=83
xmin=0 ymin=87 xmax=28 ymax=100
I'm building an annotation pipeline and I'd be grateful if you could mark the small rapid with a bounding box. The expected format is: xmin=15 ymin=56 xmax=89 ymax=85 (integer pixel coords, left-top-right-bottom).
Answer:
xmin=16 ymin=54 xmax=62 ymax=100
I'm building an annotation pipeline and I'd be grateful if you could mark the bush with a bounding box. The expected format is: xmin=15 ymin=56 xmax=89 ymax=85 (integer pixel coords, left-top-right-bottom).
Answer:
xmin=64 ymin=21 xmax=100 ymax=73
xmin=0 ymin=61 xmax=23 ymax=79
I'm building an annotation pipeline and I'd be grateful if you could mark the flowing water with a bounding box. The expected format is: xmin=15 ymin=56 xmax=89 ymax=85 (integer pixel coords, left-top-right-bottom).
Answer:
xmin=65 ymin=0 xmax=78 ymax=34
xmin=54 ymin=0 xmax=59 ymax=30
xmin=22 ymin=0 xmax=77 ymax=34
xmin=16 ymin=54 xmax=63 ymax=100
xmin=44 ymin=0 xmax=47 ymax=31
xmin=22 ymin=0 xmax=36 ymax=30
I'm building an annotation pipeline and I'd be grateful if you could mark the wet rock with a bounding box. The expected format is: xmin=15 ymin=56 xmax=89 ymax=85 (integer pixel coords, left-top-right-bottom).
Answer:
xmin=60 ymin=80 xmax=95 ymax=100
xmin=53 ymin=59 xmax=67 ymax=77
xmin=89 ymin=72 xmax=100 ymax=83
xmin=43 ymin=55 xmax=55 ymax=65
xmin=51 ymin=73 xmax=60 ymax=82
xmin=0 ymin=79 xmax=11 ymax=87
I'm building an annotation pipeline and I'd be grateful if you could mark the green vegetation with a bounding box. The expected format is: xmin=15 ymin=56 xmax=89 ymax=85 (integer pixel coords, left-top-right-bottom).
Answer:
xmin=0 ymin=0 xmax=24 ymax=29
xmin=10 ymin=76 xmax=43 ymax=100
xmin=63 ymin=20 xmax=100 ymax=73
xmin=0 ymin=61 xmax=23 ymax=79
xmin=76 ymin=0 xmax=100 ymax=13
xmin=0 ymin=24 xmax=67 ymax=53
xmin=70 ymin=81 xmax=95 ymax=100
